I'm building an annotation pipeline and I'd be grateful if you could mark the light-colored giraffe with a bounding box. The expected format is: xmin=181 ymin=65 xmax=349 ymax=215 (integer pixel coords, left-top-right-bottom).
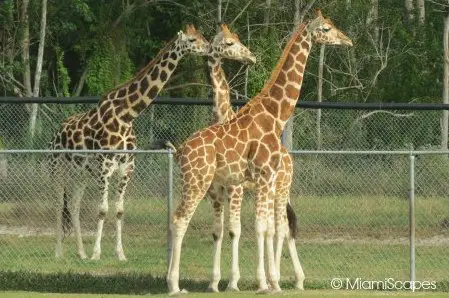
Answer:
xmin=165 ymin=10 xmax=352 ymax=295
xmin=50 ymin=25 xmax=210 ymax=261
xmin=205 ymin=24 xmax=257 ymax=292
xmin=205 ymin=24 xmax=304 ymax=292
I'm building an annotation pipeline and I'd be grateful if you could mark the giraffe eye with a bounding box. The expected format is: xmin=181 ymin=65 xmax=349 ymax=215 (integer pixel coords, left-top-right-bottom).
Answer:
xmin=322 ymin=27 xmax=331 ymax=33
xmin=225 ymin=41 xmax=234 ymax=46
xmin=188 ymin=38 xmax=197 ymax=42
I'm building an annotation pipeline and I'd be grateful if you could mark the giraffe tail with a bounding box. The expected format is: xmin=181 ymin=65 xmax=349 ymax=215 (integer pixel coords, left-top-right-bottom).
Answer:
xmin=62 ymin=191 xmax=72 ymax=236
xmin=286 ymin=201 xmax=297 ymax=240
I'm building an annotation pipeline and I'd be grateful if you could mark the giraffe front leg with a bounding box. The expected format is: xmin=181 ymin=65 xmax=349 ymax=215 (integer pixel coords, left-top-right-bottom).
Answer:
xmin=274 ymin=201 xmax=287 ymax=280
xmin=254 ymin=173 xmax=281 ymax=294
xmin=167 ymin=184 xmax=210 ymax=296
xmin=254 ymin=184 xmax=269 ymax=294
xmin=206 ymin=184 xmax=224 ymax=293
xmin=265 ymin=187 xmax=281 ymax=293
xmin=91 ymin=166 xmax=113 ymax=261
xmin=226 ymin=185 xmax=243 ymax=292
xmin=115 ymin=162 xmax=133 ymax=261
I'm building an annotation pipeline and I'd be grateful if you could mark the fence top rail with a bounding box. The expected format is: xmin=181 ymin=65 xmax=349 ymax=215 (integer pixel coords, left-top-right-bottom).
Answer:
xmin=0 ymin=149 xmax=171 ymax=154
xmin=1 ymin=149 xmax=448 ymax=155
xmin=289 ymin=150 xmax=449 ymax=155
xmin=1 ymin=96 xmax=449 ymax=110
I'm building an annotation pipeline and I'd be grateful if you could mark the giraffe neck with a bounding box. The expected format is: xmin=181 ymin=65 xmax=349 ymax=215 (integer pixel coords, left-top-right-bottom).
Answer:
xmin=208 ymin=56 xmax=236 ymax=124
xmin=98 ymin=36 xmax=185 ymax=123
xmin=240 ymin=22 xmax=311 ymax=134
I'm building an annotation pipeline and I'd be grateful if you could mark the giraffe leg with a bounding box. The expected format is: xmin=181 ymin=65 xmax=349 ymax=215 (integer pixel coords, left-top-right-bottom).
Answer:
xmin=254 ymin=171 xmax=280 ymax=294
xmin=226 ymin=184 xmax=243 ymax=292
xmin=285 ymin=202 xmax=305 ymax=290
xmin=91 ymin=162 xmax=114 ymax=261
xmin=70 ymin=182 xmax=87 ymax=260
xmin=167 ymin=183 xmax=211 ymax=296
xmin=54 ymin=182 xmax=65 ymax=259
xmin=206 ymin=183 xmax=224 ymax=292
xmin=53 ymin=163 xmax=67 ymax=259
xmin=115 ymin=160 xmax=133 ymax=261
xmin=274 ymin=199 xmax=287 ymax=280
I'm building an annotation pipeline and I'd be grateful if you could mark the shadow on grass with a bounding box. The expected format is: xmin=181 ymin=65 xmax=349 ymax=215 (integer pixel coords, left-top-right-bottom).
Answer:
xmin=0 ymin=271 xmax=447 ymax=295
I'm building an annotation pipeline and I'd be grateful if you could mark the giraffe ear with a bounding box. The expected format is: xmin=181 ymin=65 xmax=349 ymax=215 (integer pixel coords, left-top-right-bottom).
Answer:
xmin=315 ymin=8 xmax=323 ymax=18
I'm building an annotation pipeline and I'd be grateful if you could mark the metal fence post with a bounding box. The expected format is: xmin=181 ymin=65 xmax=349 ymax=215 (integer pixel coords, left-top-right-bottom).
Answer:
xmin=167 ymin=149 xmax=174 ymax=268
xmin=408 ymin=153 xmax=416 ymax=292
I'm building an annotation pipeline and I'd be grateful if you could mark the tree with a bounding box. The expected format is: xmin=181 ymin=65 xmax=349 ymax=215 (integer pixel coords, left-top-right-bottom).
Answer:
xmin=442 ymin=10 xmax=449 ymax=149
xmin=28 ymin=0 xmax=48 ymax=142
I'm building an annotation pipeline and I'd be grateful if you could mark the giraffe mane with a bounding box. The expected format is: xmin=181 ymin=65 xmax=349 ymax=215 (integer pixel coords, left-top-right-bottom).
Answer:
xmin=259 ymin=22 xmax=307 ymax=96
xmin=106 ymin=34 xmax=179 ymax=94
xmin=237 ymin=22 xmax=308 ymax=115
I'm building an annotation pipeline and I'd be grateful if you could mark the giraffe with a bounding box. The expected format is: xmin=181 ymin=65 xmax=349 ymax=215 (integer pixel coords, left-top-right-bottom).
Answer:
xmin=205 ymin=24 xmax=257 ymax=292
xmin=205 ymin=24 xmax=304 ymax=292
xmin=50 ymin=24 xmax=210 ymax=261
xmin=165 ymin=10 xmax=352 ymax=295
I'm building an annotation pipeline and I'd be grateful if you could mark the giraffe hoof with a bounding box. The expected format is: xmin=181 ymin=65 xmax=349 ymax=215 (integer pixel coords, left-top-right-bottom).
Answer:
xmin=295 ymin=282 xmax=304 ymax=290
xmin=90 ymin=254 xmax=101 ymax=261
xmin=205 ymin=287 xmax=219 ymax=293
xmin=225 ymin=285 xmax=240 ymax=292
xmin=169 ymin=289 xmax=189 ymax=296
xmin=269 ymin=288 xmax=282 ymax=295
xmin=117 ymin=253 xmax=127 ymax=261
xmin=256 ymin=288 xmax=271 ymax=295
xmin=78 ymin=252 xmax=87 ymax=260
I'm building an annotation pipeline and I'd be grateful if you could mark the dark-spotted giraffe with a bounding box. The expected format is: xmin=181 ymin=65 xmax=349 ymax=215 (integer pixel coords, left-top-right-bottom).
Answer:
xmin=50 ymin=25 xmax=209 ymax=261
xmin=166 ymin=10 xmax=352 ymax=295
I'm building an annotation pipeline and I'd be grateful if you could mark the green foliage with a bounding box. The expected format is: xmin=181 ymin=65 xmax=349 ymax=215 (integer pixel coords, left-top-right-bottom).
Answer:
xmin=85 ymin=38 xmax=134 ymax=95
xmin=54 ymin=46 xmax=71 ymax=97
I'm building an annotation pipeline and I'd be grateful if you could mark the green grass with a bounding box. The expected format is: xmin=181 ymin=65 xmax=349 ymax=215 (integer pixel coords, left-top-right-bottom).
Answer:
xmin=0 ymin=195 xmax=448 ymax=294
xmin=1 ymin=290 xmax=449 ymax=298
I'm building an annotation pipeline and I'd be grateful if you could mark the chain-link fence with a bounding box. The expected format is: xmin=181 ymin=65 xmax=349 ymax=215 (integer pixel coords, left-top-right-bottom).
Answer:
xmin=0 ymin=98 xmax=446 ymax=151
xmin=0 ymin=99 xmax=448 ymax=291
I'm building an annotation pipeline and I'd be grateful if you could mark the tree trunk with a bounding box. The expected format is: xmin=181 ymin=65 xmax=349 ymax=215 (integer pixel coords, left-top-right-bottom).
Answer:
xmin=263 ymin=0 xmax=271 ymax=35
xmin=417 ymin=0 xmax=425 ymax=26
xmin=317 ymin=45 xmax=325 ymax=150
xmin=0 ymin=137 xmax=7 ymax=180
xmin=244 ymin=12 xmax=250 ymax=99
xmin=404 ymin=0 xmax=415 ymax=31
xmin=366 ymin=0 xmax=379 ymax=43
xmin=441 ymin=13 xmax=449 ymax=150
xmin=73 ymin=66 xmax=89 ymax=96
xmin=21 ymin=0 xmax=32 ymax=97
xmin=28 ymin=0 xmax=48 ymax=145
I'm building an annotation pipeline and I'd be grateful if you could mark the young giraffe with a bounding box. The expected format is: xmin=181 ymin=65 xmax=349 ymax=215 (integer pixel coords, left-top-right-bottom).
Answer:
xmin=205 ymin=24 xmax=257 ymax=292
xmin=206 ymin=25 xmax=304 ymax=292
xmin=166 ymin=10 xmax=352 ymax=295
xmin=50 ymin=25 xmax=209 ymax=261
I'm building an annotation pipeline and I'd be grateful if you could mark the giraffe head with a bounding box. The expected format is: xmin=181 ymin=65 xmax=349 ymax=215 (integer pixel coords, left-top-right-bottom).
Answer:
xmin=308 ymin=9 xmax=353 ymax=46
xmin=178 ymin=24 xmax=210 ymax=55
xmin=210 ymin=24 xmax=256 ymax=65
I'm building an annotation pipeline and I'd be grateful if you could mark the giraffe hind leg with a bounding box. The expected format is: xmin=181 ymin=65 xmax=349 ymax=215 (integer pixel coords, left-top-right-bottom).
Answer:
xmin=226 ymin=184 xmax=243 ymax=292
xmin=91 ymin=162 xmax=114 ymax=261
xmin=114 ymin=160 xmax=133 ymax=261
xmin=206 ymin=183 xmax=224 ymax=293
